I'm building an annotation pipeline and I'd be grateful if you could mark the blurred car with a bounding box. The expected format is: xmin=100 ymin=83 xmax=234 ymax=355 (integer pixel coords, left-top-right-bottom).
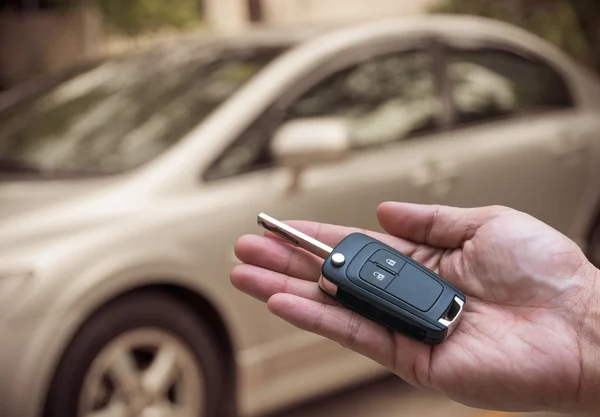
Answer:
xmin=0 ymin=14 xmax=599 ymax=417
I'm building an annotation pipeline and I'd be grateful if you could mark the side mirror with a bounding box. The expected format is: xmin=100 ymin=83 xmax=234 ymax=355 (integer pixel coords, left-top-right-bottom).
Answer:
xmin=270 ymin=117 xmax=350 ymax=169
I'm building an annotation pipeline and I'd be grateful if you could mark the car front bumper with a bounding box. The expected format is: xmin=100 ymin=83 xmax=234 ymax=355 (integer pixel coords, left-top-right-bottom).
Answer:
xmin=0 ymin=307 xmax=70 ymax=417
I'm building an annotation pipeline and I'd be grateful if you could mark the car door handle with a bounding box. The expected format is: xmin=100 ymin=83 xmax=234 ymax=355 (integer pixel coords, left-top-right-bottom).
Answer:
xmin=549 ymin=133 xmax=588 ymax=156
xmin=548 ymin=132 xmax=589 ymax=168
xmin=409 ymin=160 xmax=460 ymax=197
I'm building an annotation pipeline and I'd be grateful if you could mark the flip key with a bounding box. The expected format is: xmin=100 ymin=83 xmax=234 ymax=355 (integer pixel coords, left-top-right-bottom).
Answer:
xmin=257 ymin=213 xmax=466 ymax=344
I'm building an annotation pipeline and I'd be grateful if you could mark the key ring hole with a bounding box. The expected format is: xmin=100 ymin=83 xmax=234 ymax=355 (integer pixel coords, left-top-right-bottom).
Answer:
xmin=443 ymin=299 xmax=462 ymax=322
xmin=438 ymin=296 xmax=464 ymax=328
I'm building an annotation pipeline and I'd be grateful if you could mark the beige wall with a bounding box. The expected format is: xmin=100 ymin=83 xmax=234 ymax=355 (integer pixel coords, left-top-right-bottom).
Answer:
xmin=263 ymin=0 xmax=441 ymax=25
xmin=204 ymin=0 xmax=251 ymax=33
xmin=204 ymin=0 xmax=441 ymax=32
xmin=0 ymin=4 xmax=103 ymax=89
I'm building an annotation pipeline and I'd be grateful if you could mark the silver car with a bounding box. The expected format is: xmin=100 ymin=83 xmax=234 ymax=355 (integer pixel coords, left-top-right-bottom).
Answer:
xmin=0 ymin=15 xmax=599 ymax=417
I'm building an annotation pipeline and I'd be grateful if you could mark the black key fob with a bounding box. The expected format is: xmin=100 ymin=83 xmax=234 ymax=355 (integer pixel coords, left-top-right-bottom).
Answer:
xmin=319 ymin=233 xmax=465 ymax=345
xmin=256 ymin=214 xmax=466 ymax=345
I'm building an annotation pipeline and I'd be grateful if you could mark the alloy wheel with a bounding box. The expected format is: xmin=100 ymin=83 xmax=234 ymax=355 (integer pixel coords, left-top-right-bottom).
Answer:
xmin=78 ymin=328 xmax=204 ymax=417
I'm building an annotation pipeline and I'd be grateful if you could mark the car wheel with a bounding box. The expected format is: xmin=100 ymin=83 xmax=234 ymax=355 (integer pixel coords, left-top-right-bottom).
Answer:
xmin=590 ymin=219 xmax=600 ymax=268
xmin=44 ymin=290 xmax=227 ymax=417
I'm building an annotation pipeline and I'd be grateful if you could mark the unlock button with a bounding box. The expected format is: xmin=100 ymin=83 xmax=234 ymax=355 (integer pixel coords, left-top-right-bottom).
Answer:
xmin=369 ymin=250 xmax=406 ymax=274
xmin=359 ymin=262 xmax=395 ymax=290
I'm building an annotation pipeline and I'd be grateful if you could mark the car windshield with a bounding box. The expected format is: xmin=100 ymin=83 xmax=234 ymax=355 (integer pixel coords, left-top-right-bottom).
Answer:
xmin=0 ymin=40 xmax=286 ymax=178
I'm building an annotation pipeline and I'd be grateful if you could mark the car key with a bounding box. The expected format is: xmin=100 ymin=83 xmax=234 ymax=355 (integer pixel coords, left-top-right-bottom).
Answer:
xmin=257 ymin=213 xmax=465 ymax=345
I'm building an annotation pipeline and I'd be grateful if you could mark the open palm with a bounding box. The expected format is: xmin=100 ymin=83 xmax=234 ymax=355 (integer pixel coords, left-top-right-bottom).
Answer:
xmin=231 ymin=203 xmax=599 ymax=415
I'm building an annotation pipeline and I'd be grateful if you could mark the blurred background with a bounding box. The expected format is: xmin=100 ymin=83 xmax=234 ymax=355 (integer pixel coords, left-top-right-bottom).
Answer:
xmin=0 ymin=1 xmax=599 ymax=417
xmin=1 ymin=0 xmax=599 ymax=90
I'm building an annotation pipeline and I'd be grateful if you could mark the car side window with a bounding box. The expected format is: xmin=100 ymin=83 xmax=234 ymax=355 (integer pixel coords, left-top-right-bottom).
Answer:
xmin=284 ymin=50 xmax=440 ymax=149
xmin=446 ymin=47 xmax=575 ymax=127
xmin=205 ymin=49 xmax=441 ymax=181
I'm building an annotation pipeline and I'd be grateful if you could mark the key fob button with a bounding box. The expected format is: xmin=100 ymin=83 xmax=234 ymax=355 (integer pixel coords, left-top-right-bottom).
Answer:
xmin=386 ymin=264 xmax=443 ymax=311
xmin=359 ymin=262 xmax=395 ymax=290
xmin=369 ymin=250 xmax=406 ymax=274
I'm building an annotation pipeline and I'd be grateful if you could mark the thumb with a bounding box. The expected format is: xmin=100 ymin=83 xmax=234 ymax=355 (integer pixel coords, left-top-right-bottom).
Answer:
xmin=377 ymin=202 xmax=509 ymax=249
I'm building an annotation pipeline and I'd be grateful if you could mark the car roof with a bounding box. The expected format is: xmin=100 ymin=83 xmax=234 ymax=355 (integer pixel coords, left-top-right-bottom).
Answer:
xmin=288 ymin=14 xmax=561 ymax=56
xmin=215 ymin=14 xmax=556 ymax=50
xmin=267 ymin=14 xmax=600 ymax=107
xmin=100 ymin=14 xmax=594 ymax=80
xmin=3 ymin=14 xmax=599 ymax=113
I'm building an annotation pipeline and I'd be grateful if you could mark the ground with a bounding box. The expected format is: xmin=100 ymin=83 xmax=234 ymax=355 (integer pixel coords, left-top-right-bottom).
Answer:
xmin=268 ymin=375 xmax=568 ymax=417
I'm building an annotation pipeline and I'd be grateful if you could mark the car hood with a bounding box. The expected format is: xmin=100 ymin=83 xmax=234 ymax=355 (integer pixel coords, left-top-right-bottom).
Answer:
xmin=0 ymin=178 xmax=142 ymax=251
xmin=0 ymin=179 xmax=111 ymax=218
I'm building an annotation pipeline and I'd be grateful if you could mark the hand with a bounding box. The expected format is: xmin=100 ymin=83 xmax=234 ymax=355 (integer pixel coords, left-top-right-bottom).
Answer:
xmin=231 ymin=203 xmax=600 ymax=415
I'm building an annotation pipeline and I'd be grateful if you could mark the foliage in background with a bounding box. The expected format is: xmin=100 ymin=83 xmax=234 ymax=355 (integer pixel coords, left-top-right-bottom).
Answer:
xmin=569 ymin=0 xmax=600 ymax=73
xmin=430 ymin=0 xmax=600 ymax=73
xmin=95 ymin=0 xmax=202 ymax=37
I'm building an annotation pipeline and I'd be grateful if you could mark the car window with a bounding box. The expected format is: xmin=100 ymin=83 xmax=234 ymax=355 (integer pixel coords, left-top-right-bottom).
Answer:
xmin=206 ymin=49 xmax=441 ymax=180
xmin=446 ymin=47 xmax=574 ymax=127
xmin=0 ymin=43 xmax=286 ymax=178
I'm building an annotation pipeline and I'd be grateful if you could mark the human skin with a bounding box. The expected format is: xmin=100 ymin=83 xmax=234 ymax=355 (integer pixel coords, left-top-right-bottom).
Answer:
xmin=231 ymin=202 xmax=600 ymax=416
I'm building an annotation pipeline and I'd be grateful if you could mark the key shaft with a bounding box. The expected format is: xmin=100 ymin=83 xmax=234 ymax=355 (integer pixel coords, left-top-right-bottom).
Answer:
xmin=257 ymin=213 xmax=332 ymax=259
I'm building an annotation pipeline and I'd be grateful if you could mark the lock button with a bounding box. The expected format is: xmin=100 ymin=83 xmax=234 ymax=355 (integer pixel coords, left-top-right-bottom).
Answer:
xmin=358 ymin=261 xmax=395 ymax=290
xmin=369 ymin=250 xmax=406 ymax=274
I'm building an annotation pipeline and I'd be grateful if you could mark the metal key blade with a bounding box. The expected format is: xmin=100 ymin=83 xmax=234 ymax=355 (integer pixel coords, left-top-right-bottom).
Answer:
xmin=257 ymin=213 xmax=332 ymax=259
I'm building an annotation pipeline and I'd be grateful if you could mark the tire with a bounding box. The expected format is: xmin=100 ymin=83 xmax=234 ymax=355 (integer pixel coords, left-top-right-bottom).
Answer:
xmin=44 ymin=290 xmax=227 ymax=417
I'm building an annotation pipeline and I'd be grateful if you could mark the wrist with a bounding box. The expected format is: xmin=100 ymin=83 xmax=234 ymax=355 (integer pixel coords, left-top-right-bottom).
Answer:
xmin=574 ymin=265 xmax=600 ymax=416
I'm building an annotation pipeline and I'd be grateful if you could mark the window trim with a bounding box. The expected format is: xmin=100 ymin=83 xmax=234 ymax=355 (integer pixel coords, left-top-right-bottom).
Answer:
xmin=437 ymin=39 xmax=578 ymax=131
xmin=203 ymin=36 xmax=447 ymax=182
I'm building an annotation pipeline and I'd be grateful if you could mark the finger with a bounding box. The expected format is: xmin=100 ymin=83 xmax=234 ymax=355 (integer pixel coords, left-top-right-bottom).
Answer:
xmin=267 ymin=293 xmax=430 ymax=386
xmin=377 ymin=202 xmax=509 ymax=248
xmin=265 ymin=220 xmax=418 ymax=256
xmin=234 ymin=234 xmax=322 ymax=281
xmin=262 ymin=220 xmax=355 ymax=249
xmin=268 ymin=293 xmax=397 ymax=368
xmin=266 ymin=220 xmax=449 ymax=278
xmin=238 ymin=222 xmax=419 ymax=282
xmin=230 ymin=264 xmax=337 ymax=305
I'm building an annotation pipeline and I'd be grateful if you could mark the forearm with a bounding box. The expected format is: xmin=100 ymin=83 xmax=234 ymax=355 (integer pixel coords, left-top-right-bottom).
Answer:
xmin=574 ymin=265 xmax=600 ymax=416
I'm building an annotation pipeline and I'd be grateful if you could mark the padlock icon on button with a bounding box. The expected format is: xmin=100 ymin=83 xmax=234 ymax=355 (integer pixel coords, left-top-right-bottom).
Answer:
xmin=386 ymin=259 xmax=396 ymax=267
xmin=373 ymin=271 xmax=386 ymax=281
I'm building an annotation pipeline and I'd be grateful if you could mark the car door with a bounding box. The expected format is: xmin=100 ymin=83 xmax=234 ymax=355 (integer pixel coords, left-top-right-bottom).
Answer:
xmin=413 ymin=38 xmax=592 ymax=236
xmin=205 ymin=38 xmax=451 ymax=234
xmin=203 ymin=38 xmax=465 ymax=383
